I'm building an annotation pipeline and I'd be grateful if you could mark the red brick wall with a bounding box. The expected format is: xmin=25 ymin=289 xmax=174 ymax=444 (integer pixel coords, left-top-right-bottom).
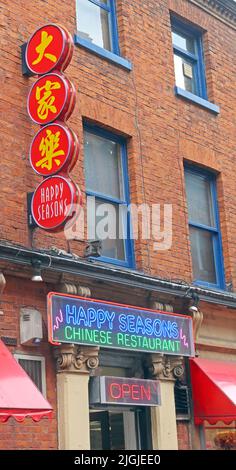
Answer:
xmin=1 ymin=0 xmax=235 ymax=285
xmin=177 ymin=421 xmax=191 ymax=450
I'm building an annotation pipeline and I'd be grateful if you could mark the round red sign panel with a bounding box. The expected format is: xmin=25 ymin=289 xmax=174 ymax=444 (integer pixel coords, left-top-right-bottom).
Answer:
xmin=25 ymin=24 xmax=74 ymax=75
xmin=31 ymin=176 xmax=80 ymax=231
xmin=27 ymin=72 xmax=76 ymax=125
xmin=29 ymin=121 xmax=79 ymax=176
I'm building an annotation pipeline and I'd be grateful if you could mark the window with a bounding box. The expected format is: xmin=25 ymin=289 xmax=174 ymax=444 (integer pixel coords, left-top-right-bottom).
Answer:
xmin=185 ymin=167 xmax=225 ymax=289
xmin=84 ymin=125 xmax=134 ymax=267
xmin=76 ymin=0 xmax=119 ymax=54
xmin=171 ymin=18 xmax=207 ymax=99
xmin=14 ymin=354 xmax=46 ymax=397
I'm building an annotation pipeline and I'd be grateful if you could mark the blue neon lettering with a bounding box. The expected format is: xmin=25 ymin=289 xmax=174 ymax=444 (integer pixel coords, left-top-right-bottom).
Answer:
xmin=162 ymin=321 xmax=172 ymax=339
xmin=171 ymin=322 xmax=179 ymax=339
xmin=127 ymin=315 xmax=136 ymax=333
xmin=119 ymin=314 xmax=128 ymax=332
xmin=144 ymin=318 xmax=153 ymax=335
xmin=106 ymin=311 xmax=115 ymax=329
xmin=97 ymin=309 xmax=106 ymax=328
xmin=87 ymin=308 xmax=97 ymax=327
xmin=136 ymin=316 xmax=145 ymax=334
xmin=77 ymin=306 xmax=88 ymax=326
xmin=153 ymin=319 xmax=162 ymax=336
xmin=66 ymin=304 xmax=77 ymax=325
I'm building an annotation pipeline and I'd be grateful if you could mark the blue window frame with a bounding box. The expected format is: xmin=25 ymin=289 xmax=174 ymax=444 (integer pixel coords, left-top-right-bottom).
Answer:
xmin=76 ymin=0 xmax=119 ymax=54
xmin=171 ymin=17 xmax=207 ymax=100
xmin=83 ymin=124 xmax=135 ymax=268
xmin=184 ymin=166 xmax=225 ymax=290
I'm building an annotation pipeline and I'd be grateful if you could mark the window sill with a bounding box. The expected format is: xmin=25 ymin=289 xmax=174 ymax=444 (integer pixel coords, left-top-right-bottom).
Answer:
xmin=88 ymin=255 xmax=134 ymax=269
xmin=175 ymin=87 xmax=220 ymax=114
xmin=74 ymin=35 xmax=132 ymax=71
xmin=193 ymin=280 xmax=226 ymax=292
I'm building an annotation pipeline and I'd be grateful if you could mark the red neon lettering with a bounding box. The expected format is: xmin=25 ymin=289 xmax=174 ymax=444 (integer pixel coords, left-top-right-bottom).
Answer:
xmin=141 ymin=384 xmax=151 ymax=401
xmin=109 ymin=383 xmax=122 ymax=399
xmin=131 ymin=385 xmax=140 ymax=400
xmin=121 ymin=384 xmax=131 ymax=397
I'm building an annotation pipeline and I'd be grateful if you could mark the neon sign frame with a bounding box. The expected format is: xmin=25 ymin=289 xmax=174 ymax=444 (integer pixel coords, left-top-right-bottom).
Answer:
xmin=48 ymin=292 xmax=195 ymax=357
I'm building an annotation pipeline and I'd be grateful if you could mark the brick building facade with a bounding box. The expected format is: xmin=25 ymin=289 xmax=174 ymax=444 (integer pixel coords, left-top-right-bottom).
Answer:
xmin=0 ymin=0 xmax=236 ymax=450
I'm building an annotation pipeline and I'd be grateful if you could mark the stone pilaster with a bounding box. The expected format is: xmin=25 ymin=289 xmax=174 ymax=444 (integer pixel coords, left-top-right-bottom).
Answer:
xmin=146 ymin=353 xmax=184 ymax=450
xmin=55 ymin=344 xmax=99 ymax=450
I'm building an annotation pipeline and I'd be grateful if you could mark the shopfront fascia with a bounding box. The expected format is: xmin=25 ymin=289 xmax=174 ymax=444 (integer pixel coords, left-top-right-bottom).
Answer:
xmin=2 ymin=244 xmax=236 ymax=449
xmin=49 ymin=292 xmax=195 ymax=450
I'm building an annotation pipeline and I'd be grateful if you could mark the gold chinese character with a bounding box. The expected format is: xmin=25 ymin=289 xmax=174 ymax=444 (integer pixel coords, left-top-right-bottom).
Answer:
xmin=32 ymin=31 xmax=57 ymax=65
xmin=36 ymin=80 xmax=61 ymax=120
xmin=36 ymin=130 xmax=65 ymax=171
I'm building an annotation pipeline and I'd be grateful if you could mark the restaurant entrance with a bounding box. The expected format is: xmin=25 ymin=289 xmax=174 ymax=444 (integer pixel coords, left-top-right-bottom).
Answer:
xmin=90 ymin=408 xmax=149 ymax=450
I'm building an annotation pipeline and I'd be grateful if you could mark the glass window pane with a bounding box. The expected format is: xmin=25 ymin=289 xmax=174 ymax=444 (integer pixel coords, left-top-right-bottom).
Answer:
xmin=90 ymin=419 xmax=103 ymax=450
xmin=77 ymin=0 xmax=111 ymax=51
xmin=185 ymin=172 xmax=215 ymax=227
xmin=172 ymin=30 xmax=195 ymax=53
xmin=93 ymin=199 xmax=126 ymax=260
xmin=190 ymin=227 xmax=216 ymax=283
xmin=18 ymin=359 xmax=43 ymax=392
xmin=84 ymin=131 xmax=124 ymax=200
xmin=174 ymin=54 xmax=195 ymax=93
xmin=110 ymin=413 xmax=125 ymax=450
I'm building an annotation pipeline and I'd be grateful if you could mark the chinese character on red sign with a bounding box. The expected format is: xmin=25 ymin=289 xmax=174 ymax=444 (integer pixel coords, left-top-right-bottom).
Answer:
xmin=27 ymin=72 xmax=76 ymax=125
xmin=25 ymin=24 xmax=74 ymax=75
xmin=30 ymin=122 xmax=79 ymax=176
xmin=31 ymin=175 xmax=81 ymax=231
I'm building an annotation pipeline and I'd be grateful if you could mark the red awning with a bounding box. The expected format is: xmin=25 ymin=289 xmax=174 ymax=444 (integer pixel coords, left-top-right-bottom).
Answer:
xmin=190 ymin=357 xmax=236 ymax=425
xmin=0 ymin=339 xmax=53 ymax=422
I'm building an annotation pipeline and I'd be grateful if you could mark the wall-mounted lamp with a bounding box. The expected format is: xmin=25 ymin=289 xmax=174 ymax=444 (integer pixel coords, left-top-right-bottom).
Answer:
xmin=188 ymin=291 xmax=200 ymax=314
xmin=31 ymin=259 xmax=43 ymax=282
xmin=184 ymin=287 xmax=200 ymax=313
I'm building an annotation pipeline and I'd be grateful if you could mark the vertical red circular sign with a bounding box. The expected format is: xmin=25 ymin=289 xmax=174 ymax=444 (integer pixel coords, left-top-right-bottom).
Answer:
xmin=29 ymin=122 xmax=79 ymax=176
xmin=25 ymin=24 xmax=74 ymax=75
xmin=27 ymin=72 xmax=76 ymax=125
xmin=31 ymin=176 xmax=81 ymax=231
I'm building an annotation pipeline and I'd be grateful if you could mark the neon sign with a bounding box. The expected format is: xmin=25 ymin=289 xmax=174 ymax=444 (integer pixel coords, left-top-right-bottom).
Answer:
xmin=90 ymin=376 xmax=161 ymax=407
xmin=48 ymin=293 xmax=195 ymax=357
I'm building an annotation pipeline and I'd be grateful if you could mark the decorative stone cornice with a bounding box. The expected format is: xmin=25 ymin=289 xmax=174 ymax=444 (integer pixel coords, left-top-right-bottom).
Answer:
xmin=58 ymin=282 xmax=91 ymax=298
xmin=77 ymin=286 xmax=91 ymax=298
xmin=54 ymin=344 xmax=99 ymax=374
xmin=190 ymin=308 xmax=204 ymax=342
xmin=146 ymin=354 xmax=184 ymax=381
xmin=0 ymin=272 xmax=6 ymax=296
xmin=189 ymin=0 xmax=236 ymax=29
